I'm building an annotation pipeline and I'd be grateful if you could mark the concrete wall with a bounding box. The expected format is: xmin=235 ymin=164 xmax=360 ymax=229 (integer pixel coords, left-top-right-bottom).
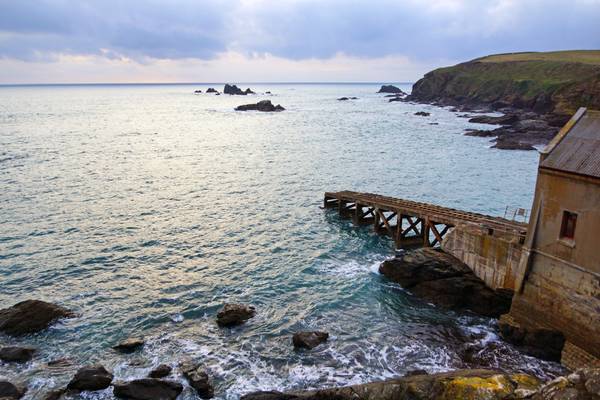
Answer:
xmin=510 ymin=169 xmax=600 ymax=361
xmin=442 ymin=225 xmax=524 ymax=291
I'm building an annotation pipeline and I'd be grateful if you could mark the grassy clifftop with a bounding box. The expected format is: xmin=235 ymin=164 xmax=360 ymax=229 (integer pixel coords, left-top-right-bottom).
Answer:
xmin=410 ymin=50 xmax=600 ymax=115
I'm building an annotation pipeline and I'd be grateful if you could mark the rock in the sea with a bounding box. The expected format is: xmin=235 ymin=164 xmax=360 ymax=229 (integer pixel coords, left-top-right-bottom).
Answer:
xmin=292 ymin=331 xmax=329 ymax=349
xmin=0 ymin=381 xmax=25 ymax=399
xmin=414 ymin=111 xmax=430 ymax=116
xmin=206 ymin=88 xmax=218 ymax=93
xmin=113 ymin=379 xmax=183 ymax=400
xmin=337 ymin=97 xmax=358 ymax=101
xmin=181 ymin=361 xmax=214 ymax=399
xmin=149 ymin=364 xmax=172 ymax=379
xmin=194 ymin=90 xmax=202 ymax=93
xmin=245 ymin=88 xmax=255 ymax=94
xmin=0 ymin=346 xmax=35 ymax=363
xmin=265 ymin=91 xmax=272 ymax=94
xmin=42 ymin=388 xmax=66 ymax=400
xmin=379 ymin=248 xmax=512 ymax=318
xmin=113 ymin=337 xmax=145 ymax=353
xmin=498 ymin=321 xmax=565 ymax=362
xmin=224 ymin=84 xmax=254 ymax=95
xmin=468 ymin=114 xmax=519 ymax=125
xmin=67 ymin=365 xmax=114 ymax=391
xmin=377 ymin=85 xmax=405 ymax=94
xmin=0 ymin=300 xmax=74 ymax=336
xmin=216 ymin=303 xmax=256 ymax=327
xmin=235 ymin=100 xmax=285 ymax=112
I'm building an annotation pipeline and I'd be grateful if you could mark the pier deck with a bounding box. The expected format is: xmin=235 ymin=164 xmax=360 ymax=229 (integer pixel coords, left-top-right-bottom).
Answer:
xmin=324 ymin=191 xmax=527 ymax=248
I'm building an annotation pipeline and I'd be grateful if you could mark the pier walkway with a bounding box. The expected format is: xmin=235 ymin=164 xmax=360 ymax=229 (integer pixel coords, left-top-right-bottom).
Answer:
xmin=324 ymin=191 xmax=527 ymax=248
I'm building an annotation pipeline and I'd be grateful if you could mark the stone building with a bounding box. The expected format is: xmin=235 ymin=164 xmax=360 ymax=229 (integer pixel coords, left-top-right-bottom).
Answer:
xmin=508 ymin=107 xmax=600 ymax=368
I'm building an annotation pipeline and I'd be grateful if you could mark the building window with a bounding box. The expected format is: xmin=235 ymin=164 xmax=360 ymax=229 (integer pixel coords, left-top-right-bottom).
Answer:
xmin=560 ymin=211 xmax=577 ymax=240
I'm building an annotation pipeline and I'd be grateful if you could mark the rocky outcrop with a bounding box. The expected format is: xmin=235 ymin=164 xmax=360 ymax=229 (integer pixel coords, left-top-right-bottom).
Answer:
xmin=241 ymin=369 xmax=543 ymax=400
xmin=67 ymin=365 xmax=114 ymax=391
xmin=498 ymin=321 xmax=565 ymax=362
xmin=206 ymin=88 xmax=218 ymax=93
xmin=533 ymin=369 xmax=600 ymax=399
xmin=0 ymin=381 xmax=25 ymax=399
xmin=377 ymin=85 xmax=406 ymax=95
xmin=292 ymin=331 xmax=329 ymax=349
xmin=415 ymin=111 xmax=430 ymax=117
xmin=0 ymin=300 xmax=74 ymax=336
xmin=113 ymin=379 xmax=183 ymax=400
xmin=0 ymin=346 xmax=35 ymax=363
xmin=379 ymin=248 xmax=512 ymax=318
xmin=113 ymin=337 xmax=145 ymax=353
xmin=235 ymin=100 xmax=285 ymax=112
xmin=149 ymin=364 xmax=172 ymax=378
xmin=224 ymin=84 xmax=255 ymax=95
xmin=216 ymin=303 xmax=256 ymax=327
xmin=181 ymin=361 xmax=214 ymax=399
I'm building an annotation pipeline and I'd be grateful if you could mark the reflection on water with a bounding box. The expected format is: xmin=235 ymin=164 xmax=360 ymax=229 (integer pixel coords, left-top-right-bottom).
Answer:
xmin=0 ymin=84 xmax=562 ymax=399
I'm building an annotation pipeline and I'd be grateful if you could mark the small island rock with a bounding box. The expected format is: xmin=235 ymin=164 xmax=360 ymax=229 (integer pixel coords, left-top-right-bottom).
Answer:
xmin=292 ymin=331 xmax=329 ymax=349
xmin=113 ymin=337 xmax=145 ymax=353
xmin=0 ymin=346 xmax=35 ymax=363
xmin=0 ymin=300 xmax=74 ymax=336
xmin=149 ymin=364 xmax=172 ymax=379
xmin=216 ymin=303 xmax=256 ymax=327
xmin=377 ymin=85 xmax=406 ymax=94
xmin=113 ymin=379 xmax=183 ymax=400
xmin=67 ymin=365 xmax=114 ymax=391
xmin=235 ymin=100 xmax=285 ymax=112
xmin=224 ymin=84 xmax=255 ymax=95
xmin=181 ymin=361 xmax=214 ymax=399
xmin=206 ymin=88 xmax=218 ymax=93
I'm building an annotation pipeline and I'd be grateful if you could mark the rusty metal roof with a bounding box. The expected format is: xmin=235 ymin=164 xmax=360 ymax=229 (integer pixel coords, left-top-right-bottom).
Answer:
xmin=541 ymin=108 xmax=600 ymax=179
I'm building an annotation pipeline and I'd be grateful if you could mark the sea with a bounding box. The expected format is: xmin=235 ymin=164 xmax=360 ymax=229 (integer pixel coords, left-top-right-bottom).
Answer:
xmin=0 ymin=83 xmax=564 ymax=399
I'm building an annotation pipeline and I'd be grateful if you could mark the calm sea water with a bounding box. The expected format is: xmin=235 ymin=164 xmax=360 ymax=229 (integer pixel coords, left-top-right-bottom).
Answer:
xmin=0 ymin=84 xmax=562 ymax=399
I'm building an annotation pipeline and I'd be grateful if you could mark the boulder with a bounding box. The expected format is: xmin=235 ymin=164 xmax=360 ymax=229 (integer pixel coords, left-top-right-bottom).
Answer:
xmin=149 ymin=364 xmax=172 ymax=379
xmin=206 ymin=88 xmax=218 ymax=93
xmin=235 ymin=100 xmax=285 ymax=112
xmin=292 ymin=331 xmax=329 ymax=349
xmin=377 ymin=85 xmax=405 ymax=94
xmin=0 ymin=300 xmax=74 ymax=336
xmin=498 ymin=321 xmax=565 ymax=362
xmin=224 ymin=84 xmax=250 ymax=95
xmin=113 ymin=337 xmax=145 ymax=353
xmin=379 ymin=248 xmax=512 ymax=318
xmin=67 ymin=365 xmax=114 ymax=391
xmin=181 ymin=361 xmax=214 ymax=399
xmin=0 ymin=381 xmax=25 ymax=399
xmin=414 ymin=111 xmax=430 ymax=116
xmin=0 ymin=346 xmax=35 ymax=363
xmin=113 ymin=379 xmax=183 ymax=400
xmin=216 ymin=303 xmax=256 ymax=327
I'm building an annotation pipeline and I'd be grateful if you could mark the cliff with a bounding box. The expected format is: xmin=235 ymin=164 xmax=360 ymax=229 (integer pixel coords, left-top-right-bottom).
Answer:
xmin=409 ymin=50 xmax=600 ymax=116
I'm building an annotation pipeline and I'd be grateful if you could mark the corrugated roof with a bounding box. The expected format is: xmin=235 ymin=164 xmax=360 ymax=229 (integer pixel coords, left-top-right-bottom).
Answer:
xmin=541 ymin=108 xmax=600 ymax=179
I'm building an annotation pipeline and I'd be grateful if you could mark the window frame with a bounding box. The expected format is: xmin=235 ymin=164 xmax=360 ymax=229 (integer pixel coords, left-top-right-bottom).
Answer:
xmin=559 ymin=210 xmax=578 ymax=241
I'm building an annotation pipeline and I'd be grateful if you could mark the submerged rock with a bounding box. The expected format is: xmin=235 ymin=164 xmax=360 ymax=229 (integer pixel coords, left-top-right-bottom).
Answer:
xmin=235 ymin=100 xmax=285 ymax=112
xmin=113 ymin=337 xmax=145 ymax=353
xmin=0 ymin=300 xmax=74 ymax=336
xmin=194 ymin=90 xmax=202 ymax=94
xmin=292 ymin=331 xmax=329 ymax=349
xmin=113 ymin=379 xmax=183 ymax=400
xmin=0 ymin=346 xmax=35 ymax=363
xmin=498 ymin=321 xmax=565 ymax=362
xmin=148 ymin=364 xmax=172 ymax=378
xmin=377 ymin=85 xmax=405 ymax=94
xmin=337 ymin=97 xmax=358 ymax=101
xmin=415 ymin=111 xmax=431 ymax=116
xmin=67 ymin=365 xmax=114 ymax=391
xmin=181 ymin=361 xmax=214 ymax=399
xmin=379 ymin=248 xmax=512 ymax=318
xmin=0 ymin=381 xmax=25 ymax=399
xmin=216 ymin=303 xmax=256 ymax=327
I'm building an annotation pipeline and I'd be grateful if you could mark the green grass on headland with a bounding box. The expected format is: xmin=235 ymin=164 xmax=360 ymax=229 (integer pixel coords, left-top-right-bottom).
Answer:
xmin=476 ymin=50 xmax=600 ymax=65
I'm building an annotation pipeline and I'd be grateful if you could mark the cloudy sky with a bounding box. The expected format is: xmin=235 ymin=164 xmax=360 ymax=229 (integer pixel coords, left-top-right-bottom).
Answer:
xmin=1 ymin=0 xmax=599 ymax=83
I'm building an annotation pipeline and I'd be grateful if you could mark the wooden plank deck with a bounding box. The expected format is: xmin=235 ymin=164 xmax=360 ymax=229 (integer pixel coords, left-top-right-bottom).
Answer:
xmin=324 ymin=191 xmax=527 ymax=248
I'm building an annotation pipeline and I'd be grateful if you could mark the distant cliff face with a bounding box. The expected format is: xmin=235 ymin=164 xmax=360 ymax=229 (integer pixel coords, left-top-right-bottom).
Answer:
xmin=409 ymin=52 xmax=600 ymax=116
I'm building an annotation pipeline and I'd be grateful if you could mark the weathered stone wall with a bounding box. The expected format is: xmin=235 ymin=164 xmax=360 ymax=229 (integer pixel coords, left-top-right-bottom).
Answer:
xmin=442 ymin=225 xmax=524 ymax=291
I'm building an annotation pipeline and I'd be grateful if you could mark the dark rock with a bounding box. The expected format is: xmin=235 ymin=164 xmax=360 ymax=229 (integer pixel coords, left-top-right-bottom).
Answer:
xmin=405 ymin=369 xmax=428 ymax=376
xmin=388 ymin=96 xmax=403 ymax=103
xmin=468 ymin=114 xmax=519 ymax=125
xmin=499 ymin=321 xmax=565 ymax=362
xmin=113 ymin=379 xmax=183 ymax=400
xmin=543 ymin=113 xmax=571 ymax=127
xmin=206 ymin=88 xmax=218 ymax=93
xmin=377 ymin=85 xmax=405 ymax=94
xmin=149 ymin=364 xmax=172 ymax=379
xmin=0 ymin=381 xmax=25 ymax=399
xmin=194 ymin=90 xmax=202 ymax=94
xmin=216 ymin=303 xmax=256 ymax=327
xmin=492 ymin=139 xmax=536 ymax=151
xmin=379 ymin=248 xmax=512 ymax=318
xmin=0 ymin=346 xmax=35 ymax=363
xmin=464 ymin=129 xmax=499 ymax=138
xmin=0 ymin=300 xmax=75 ymax=336
xmin=513 ymin=119 xmax=550 ymax=131
xmin=235 ymin=100 xmax=285 ymax=112
xmin=113 ymin=337 xmax=145 ymax=353
xmin=47 ymin=358 xmax=73 ymax=368
xmin=414 ymin=111 xmax=430 ymax=116
xmin=224 ymin=84 xmax=253 ymax=95
xmin=265 ymin=91 xmax=272 ymax=94
xmin=43 ymin=388 xmax=66 ymax=400
xmin=241 ymin=392 xmax=300 ymax=400
xmin=338 ymin=97 xmax=349 ymax=101
xmin=429 ymin=122 xmax=439 ymax=125
xmin=67 ymin=365 xmax=114 ymax=391
xmin=292 ymin=331 xmax=329 ymax=349
xmin=244 ymin=88 xmax=255 ymax=95
xmin=181 ymin=361 xmax=214 ymax=399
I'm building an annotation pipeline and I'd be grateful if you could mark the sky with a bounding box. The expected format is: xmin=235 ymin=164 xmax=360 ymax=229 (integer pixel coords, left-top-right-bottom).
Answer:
xmin=1 ymin=0 xmax=599 ymax=83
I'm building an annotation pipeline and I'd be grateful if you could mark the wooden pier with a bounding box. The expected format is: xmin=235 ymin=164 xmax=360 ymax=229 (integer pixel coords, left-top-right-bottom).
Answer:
xmin=324 ymin=191 xmax=527 ymax=248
